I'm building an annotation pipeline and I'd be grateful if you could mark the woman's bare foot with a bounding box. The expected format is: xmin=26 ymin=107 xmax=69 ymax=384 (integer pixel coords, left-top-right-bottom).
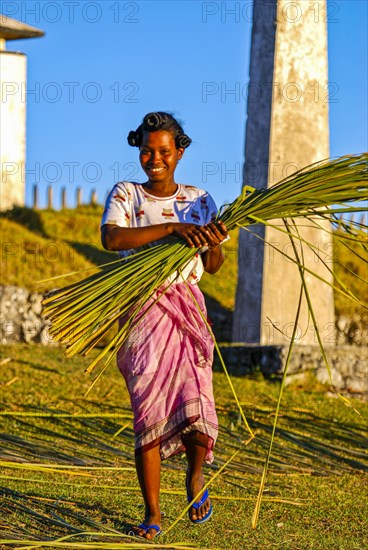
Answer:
xmin=186 ymin=469 xmax=211 ymax=522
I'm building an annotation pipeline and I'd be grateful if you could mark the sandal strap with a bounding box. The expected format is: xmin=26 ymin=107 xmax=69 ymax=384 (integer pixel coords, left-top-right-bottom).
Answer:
xmin=146 ymin=524 xmax=161 ymax=532
xmin=188 ymin=488 xmax=209 ymax=509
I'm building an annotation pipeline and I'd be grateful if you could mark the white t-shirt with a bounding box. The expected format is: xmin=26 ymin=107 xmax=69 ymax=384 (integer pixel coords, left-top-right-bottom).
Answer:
xmin=101 ymin=181 xmax=218 ymax=284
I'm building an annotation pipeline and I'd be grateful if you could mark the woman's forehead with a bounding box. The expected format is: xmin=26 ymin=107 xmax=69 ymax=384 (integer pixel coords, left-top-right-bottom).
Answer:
xmin=141 ymin=130 xmax=175 ymax=147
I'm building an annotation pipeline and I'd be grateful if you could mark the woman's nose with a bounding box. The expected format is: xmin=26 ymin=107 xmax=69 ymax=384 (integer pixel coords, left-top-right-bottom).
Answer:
xmin=151 ymin=151 xmax=161 ymax=163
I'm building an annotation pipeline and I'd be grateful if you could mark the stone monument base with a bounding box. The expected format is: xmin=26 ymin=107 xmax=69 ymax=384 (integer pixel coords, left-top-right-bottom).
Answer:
xmin=215 ymin=344 xmax=368 ymax=397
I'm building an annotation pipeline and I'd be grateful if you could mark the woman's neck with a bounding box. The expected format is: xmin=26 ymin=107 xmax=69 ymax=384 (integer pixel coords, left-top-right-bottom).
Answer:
xmin=143 ymin=180 xmax=179 ymax=197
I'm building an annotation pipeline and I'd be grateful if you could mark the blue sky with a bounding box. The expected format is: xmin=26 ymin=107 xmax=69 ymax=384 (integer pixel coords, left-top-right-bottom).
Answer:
xmin=2 ymin=0 xmax=367 ymax=209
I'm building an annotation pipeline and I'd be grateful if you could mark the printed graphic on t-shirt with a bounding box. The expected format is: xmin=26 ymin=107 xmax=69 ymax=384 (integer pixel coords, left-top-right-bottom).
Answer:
xmin=200 ymin=197 xmax=208 ymax=210
xmin=113 ymin=193 xmax=127 ymax=203
xmin=135 ymin=207 xmax=145 ymax=220
xmin=191 ymin=209 xmax=200 ymax=222
xmin=162 ymin=208 xmax=175 ymax=219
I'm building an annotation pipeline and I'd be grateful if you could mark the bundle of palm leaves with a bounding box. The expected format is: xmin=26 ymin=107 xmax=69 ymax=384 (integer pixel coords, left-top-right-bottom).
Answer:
xmin=43 ymin=153 xmax=368 ymax=382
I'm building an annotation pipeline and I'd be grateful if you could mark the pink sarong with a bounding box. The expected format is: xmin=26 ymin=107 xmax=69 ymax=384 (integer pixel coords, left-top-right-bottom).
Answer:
xmin=117 ymin=282 xmax=218 ymax=464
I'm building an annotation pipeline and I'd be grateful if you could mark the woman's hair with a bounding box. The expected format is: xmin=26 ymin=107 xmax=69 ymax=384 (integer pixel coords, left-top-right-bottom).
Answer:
xmin=127 ymin=111 xmax=192 ymax=149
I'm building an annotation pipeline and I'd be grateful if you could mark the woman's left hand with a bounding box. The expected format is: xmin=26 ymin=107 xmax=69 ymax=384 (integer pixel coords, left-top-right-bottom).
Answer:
xmin=202 ymin=220 xmax=229 ymax=250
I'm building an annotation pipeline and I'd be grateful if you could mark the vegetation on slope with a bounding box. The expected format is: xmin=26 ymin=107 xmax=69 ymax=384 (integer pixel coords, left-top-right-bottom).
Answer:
xmin=0 ymin=206 xmax=366 ymax=317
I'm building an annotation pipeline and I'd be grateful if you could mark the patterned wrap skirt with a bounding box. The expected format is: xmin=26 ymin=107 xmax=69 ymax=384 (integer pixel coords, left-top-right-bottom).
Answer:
xmin=117 ymin=281 xmax=218 ymax=463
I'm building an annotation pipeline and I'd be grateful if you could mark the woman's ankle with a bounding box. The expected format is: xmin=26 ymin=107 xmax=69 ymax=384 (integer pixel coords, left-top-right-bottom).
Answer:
xmin=186 ymin=466 xmax=203 ymax=480
xmin=144 ymin=506 xmax=161 ymax=520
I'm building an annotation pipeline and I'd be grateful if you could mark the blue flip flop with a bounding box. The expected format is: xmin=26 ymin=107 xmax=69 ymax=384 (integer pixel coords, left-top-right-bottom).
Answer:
xmin=128 ymin=523 xmax=162 ymax=538
xmin=186 ymin=477 xmax=213 ymax=524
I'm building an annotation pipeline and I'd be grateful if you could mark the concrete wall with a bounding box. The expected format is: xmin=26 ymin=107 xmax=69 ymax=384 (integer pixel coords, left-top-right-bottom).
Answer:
xmin=214 ymin=344 xmax=368 ymax=396
xmin=0 ymin=51 xmax=26 ymax=210
xmin=0 ymin=286 xmax=52 ymax=345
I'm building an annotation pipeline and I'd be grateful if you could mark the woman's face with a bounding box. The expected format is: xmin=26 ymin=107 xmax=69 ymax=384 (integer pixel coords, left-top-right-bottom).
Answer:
xmin=139 ymin=130 xmax=184 ymax=184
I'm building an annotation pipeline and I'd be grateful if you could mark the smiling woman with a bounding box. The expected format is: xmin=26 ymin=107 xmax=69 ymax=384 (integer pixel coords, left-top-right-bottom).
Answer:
xmin=100 ymin=112 xmax=229 ymax=539
xmin=139 ymin=131 xmax=184 ymax=185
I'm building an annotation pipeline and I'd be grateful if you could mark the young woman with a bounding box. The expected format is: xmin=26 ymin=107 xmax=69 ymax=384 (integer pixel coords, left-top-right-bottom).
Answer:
xmin=101 ymin=112 xmax=228 ymax=539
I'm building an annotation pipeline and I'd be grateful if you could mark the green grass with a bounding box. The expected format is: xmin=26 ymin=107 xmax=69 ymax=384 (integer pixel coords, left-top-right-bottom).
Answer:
xmin=0 ymin=344 xmax=367 ymax=548
xmin=1 ymin=206 xmax=366 ymax=319
xmin=333 ymin=229 xmax=368 ymax=315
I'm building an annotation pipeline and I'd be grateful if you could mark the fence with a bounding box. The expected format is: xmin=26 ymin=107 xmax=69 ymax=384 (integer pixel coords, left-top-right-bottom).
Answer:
xmin=29 ymin=184 xmax=368 ymax=227
xmin=31 ymin=184 xmax=103 ymax=210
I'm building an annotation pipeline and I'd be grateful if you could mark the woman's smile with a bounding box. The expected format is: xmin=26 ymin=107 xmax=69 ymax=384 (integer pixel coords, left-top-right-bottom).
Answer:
xmin=147 ymin=166 xmax=165 ymax=175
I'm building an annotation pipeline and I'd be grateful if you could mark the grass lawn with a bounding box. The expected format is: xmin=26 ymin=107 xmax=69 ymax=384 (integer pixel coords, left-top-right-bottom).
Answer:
xmin=0 ymin=344 xmax=367 ymax=549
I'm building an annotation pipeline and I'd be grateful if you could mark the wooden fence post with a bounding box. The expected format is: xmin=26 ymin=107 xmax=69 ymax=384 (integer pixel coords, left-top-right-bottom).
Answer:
xmin=47 ymin=185 xmax=53 ymax=209
xmin=76 ymin=186 xmax=82 ymax=207
xmin=90 ymin=188 xmax=97 ymax=206
xmin=32 ymin=184 xmax=38 ymax=210
xmin=61 ymin=186 xmax=67 ymax=209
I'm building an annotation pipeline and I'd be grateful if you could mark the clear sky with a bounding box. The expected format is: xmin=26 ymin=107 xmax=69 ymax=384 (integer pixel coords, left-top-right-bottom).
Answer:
xmin=3 ymin=0 xmax=367 ymax=209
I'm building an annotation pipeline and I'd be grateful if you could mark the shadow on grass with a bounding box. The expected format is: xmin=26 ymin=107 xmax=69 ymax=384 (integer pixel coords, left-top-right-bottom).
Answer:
xmin=1 ymin=399 xmax=367 ymax=541
xmin=2 ymin=206 xmax=48 ymax=237
xmin=1 ymin=486 xmax=134 ymax=541
xmin=67 ymin=241 xmax=116 ymax=266
xmin=1 ymin=402 xmax=367 ymax=474
xmin=2 ymin=206 xmax=115 ymax=267
xmin=14 ymin=358 xmax=59 ymax=374
xmin=0 ymin=401 xmax=136 ymax=465
xmin=202 ymin=294 xmax=233 ymax=342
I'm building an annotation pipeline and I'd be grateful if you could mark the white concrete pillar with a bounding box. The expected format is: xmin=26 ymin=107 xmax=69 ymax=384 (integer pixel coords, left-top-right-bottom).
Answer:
xmin=234 ymin=0 xmax=334 ymax=345
xmin=0 ymin=51 xmax=26 ymax=210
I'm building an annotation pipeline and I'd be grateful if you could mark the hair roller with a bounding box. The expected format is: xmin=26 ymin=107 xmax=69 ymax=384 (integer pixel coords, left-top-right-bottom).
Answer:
xmin=128 ymin=112 xmax=192 ymax=149
xmin=127 ymin=130 xmax=140 ymax=147
xmin=176 ymin=134 xmax=192 ymax=149
xmin=143 ymin=112 xmax=162 ymax=130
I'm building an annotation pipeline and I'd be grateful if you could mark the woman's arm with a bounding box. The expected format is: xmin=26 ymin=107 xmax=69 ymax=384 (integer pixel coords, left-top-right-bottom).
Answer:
xmin=101 ymin=220 xmax=228 ymax=274
xmin=202 ymin=245 xmax=225 ymax=274
xmin=101 ymin=222 xmax=212 ymax=251
xmin=200 ymin=221 xmax=228 ymax=274
xmin=102 ymin=223 xmax=172 ymax=251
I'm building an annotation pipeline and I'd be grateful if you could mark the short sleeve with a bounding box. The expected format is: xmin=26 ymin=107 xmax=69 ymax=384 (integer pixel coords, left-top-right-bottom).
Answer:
xmin=101 ymin=183 xmax=131 ymax=228
xmin=204 ymin=193 xmax=218 ymax=224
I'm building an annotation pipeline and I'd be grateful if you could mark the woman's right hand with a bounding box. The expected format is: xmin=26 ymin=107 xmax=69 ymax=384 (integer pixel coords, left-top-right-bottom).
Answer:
xmin=170 ymin=223 xmax=210 ymax=248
